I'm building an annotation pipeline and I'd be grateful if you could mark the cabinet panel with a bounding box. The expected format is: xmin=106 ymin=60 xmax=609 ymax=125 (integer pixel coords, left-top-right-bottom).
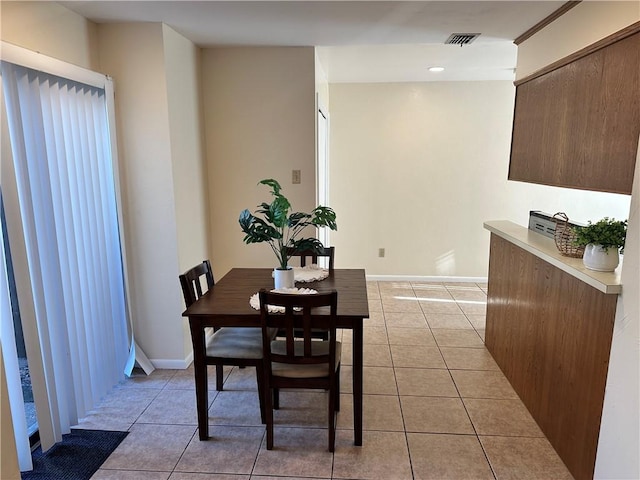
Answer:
xmin=486 ymin=234 xmax=617 ymax=480
xmin=509 ymin=31 xmax=639 ymax=194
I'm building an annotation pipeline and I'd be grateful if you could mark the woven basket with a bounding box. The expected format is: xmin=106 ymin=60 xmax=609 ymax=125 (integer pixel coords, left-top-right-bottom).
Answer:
xmin=553 ymin=212 xmax=585 ymax=258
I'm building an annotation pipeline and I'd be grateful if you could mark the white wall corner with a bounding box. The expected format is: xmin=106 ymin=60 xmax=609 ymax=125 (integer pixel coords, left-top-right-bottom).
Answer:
xmin=594 ymin=136 xmax=640 ymax=479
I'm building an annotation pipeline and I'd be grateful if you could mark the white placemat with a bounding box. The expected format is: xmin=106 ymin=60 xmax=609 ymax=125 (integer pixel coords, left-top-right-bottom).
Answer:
xmin=293 ymin=265 xmax=329 ymax=283
xmin=249 ymin=287 xmax=318 ymax=313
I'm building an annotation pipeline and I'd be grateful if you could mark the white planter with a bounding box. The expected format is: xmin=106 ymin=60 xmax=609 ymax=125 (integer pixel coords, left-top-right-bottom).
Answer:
xmin=582 ymin=244 xmax=620 ymax=272
xmin=274 ymin=267 xmax=295 ymax=289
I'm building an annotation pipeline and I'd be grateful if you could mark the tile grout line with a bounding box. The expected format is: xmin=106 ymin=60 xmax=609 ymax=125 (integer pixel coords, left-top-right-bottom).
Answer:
xmin=95 ymin=280 xmax=566 ymax=479
xmin=416 ymin=281 xmax=497 ymax=480
xmin=388 ymin=285 xmax=417 ymax=479
xmin=432 ymin=282 xmax=498 ymax=479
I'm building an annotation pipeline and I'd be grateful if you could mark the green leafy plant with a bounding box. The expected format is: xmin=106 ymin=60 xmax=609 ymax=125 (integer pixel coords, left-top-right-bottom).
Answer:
xmin=239 ymin=179 xmax=337 ymax=269
xmin=574 ymin=217 xmax=627 ymax=253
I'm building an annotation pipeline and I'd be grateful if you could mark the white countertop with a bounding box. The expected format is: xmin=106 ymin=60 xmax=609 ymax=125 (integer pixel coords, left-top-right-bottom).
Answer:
xmin=484 ymin=220 xmax=622 ymax=295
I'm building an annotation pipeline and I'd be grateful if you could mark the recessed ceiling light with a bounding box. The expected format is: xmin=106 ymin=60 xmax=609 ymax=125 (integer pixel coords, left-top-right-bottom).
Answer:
xmin=428 ymin=66 xmax=445 ymax=72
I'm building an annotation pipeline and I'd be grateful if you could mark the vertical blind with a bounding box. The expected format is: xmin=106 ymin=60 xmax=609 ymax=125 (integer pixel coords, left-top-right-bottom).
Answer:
xmin=1 ymin=61 xmax=129 ymax=462
xmin=1 ymin=192 xmax=32 ymax=471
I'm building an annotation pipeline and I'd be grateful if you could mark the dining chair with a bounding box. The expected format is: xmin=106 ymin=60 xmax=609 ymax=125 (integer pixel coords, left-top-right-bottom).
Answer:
xmin=258 ymin=289 xmax=340 ymax=451
xmin=179 ymin=260 xmax=274 ymax=426
xmin=285 ymin=246 xmax=335 ymax=340
xmin=286 ymin=246 xmax=335 ymax=271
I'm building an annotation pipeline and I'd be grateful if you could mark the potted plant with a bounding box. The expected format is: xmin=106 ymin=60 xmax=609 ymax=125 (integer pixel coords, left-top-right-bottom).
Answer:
xmin=239 ymin=178 xmax=337 ymax=288
xmin=574 ymin=217 xmax=627 ymax=272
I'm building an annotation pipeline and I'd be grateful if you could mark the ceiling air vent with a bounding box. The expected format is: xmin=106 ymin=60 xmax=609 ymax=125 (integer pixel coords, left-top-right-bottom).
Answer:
xmin=445 ymin=33 xmax=480 ymax=46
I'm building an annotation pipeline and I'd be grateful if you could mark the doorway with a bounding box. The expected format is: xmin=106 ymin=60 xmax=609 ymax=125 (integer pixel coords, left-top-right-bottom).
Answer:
xmin=317 ymin=107 xmax=330 ymax=257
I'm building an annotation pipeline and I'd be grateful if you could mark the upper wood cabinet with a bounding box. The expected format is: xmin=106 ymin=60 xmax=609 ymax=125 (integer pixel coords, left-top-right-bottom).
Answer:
xmin=509 ymin=26 xmax=640 ymax=194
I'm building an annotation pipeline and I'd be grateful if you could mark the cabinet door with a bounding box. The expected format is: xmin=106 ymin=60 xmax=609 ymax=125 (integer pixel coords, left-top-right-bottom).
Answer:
xmin=486 ymin=234 xmax=618 ymax=480
xmin=509 ymin=31 xmax=639 ymax=194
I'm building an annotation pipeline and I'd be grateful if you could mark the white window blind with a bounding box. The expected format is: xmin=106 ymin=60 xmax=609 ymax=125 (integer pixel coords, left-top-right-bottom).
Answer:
xmin=1 ymin=59 xmax=129 ymax=461
xmin=1 ymin=192 xmax=32 ymax=472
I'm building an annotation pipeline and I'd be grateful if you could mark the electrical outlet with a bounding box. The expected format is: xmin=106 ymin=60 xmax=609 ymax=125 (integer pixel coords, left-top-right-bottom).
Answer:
xmin=378 ymin=248 xmax=385 ymax=258
xmin=292 ymin=170 xmax=301 ymax=184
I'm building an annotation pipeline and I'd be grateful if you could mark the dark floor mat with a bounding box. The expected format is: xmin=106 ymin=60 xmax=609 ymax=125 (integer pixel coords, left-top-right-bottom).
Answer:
xmin=22 ymin=429 xmax=128 ymax=480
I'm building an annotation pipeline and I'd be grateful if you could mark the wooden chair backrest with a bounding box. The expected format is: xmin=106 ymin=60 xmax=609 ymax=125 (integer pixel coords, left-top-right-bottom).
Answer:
xmin=179 ymin=260 xmax=214 ymax=307
xmin=258 ymin=290 xmax=338 ymax=369
xmin=286 ymin=246 xmax=335 ymax=271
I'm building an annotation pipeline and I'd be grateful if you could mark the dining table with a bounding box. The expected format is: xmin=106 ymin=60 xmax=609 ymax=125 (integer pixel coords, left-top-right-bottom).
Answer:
xmin=182 ymin=267 xmax=369 ymax=445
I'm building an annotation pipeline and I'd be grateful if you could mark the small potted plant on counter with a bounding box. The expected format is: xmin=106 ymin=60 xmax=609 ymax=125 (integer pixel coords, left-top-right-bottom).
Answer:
xmin=574 ymin=217 xmax=627 ymax=272
xmin=239 ymin=178 xmax=337 ymax=288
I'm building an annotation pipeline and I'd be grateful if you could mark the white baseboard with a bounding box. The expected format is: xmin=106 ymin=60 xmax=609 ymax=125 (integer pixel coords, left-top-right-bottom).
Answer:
xmin=148 ymin=328 xmax=217 ymax=370
xmin=148 ymin=355 xmax=192 ymax=370
xmin=366 ymin=275 xmax=488 ymax=283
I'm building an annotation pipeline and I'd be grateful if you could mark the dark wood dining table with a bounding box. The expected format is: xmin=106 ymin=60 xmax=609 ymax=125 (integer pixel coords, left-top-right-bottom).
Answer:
xmin=182 ymin=267 xmax=369 ymax=445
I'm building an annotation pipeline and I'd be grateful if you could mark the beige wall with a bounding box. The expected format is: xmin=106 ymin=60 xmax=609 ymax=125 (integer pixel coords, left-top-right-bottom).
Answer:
xmin=516 ymin=1 xmax=640 ymax=80
xmin=163 ymin=25 xmax=209 ymax=276
xmin=201 ymin=47 xmax=317 ymax=276
xmin=328 ymin=81 xmax=630 ymax=277
xmin=162 ymin=25 xmax=209 ymax=356
xmin=97 ymin=23 xmax=192 ymax=365
xmin=1 ymin=1 xmax=99 ymax=71
xmin=516 ymin=5 xmax=639 ymax=478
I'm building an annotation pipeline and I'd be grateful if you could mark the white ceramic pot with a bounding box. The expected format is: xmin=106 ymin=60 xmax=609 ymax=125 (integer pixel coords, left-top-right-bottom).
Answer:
xmin=274 ymin=267 xmax=295 ymax=289
xmin=582 ymin=244 xmax=620 ymax=272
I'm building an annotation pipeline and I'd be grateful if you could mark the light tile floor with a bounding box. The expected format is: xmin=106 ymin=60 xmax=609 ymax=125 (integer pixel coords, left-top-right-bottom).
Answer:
xmin=83 ymin=281 xmax=574 ymax=479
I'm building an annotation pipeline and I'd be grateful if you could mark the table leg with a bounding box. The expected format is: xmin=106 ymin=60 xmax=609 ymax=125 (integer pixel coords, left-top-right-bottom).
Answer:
xmin=352 ymin=320 xmax=363 ymax=446
xmin=190 ymin=321 xmax=209 ymax=440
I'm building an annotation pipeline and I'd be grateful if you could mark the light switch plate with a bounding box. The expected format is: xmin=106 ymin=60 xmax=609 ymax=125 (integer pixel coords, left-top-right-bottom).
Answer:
xmin=292 ymin=170 xmax=301 ymax=184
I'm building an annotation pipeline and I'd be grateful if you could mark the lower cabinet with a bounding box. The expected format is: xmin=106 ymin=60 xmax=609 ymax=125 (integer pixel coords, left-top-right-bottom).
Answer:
xmin=486 ymin=234 xmax=617 ymax=480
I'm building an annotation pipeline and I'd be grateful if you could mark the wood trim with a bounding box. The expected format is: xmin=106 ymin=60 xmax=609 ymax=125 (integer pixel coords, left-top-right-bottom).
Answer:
xmin=515 ymin=21 xmax=640 ymax=86
xmin=514 ymin=1 xmax=582 ymax=45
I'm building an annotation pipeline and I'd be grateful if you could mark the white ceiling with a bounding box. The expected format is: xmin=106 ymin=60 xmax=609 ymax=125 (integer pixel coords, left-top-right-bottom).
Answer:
xmin=60 ymin=1 xmax=566 ymax=83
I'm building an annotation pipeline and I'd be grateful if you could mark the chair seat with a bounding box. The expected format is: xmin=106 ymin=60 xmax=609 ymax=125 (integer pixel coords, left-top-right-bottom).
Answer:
xmin=206 ymin=327 xmax=277 ymax=359
xmin=271 ymin=340 xmax=341 ymax=378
